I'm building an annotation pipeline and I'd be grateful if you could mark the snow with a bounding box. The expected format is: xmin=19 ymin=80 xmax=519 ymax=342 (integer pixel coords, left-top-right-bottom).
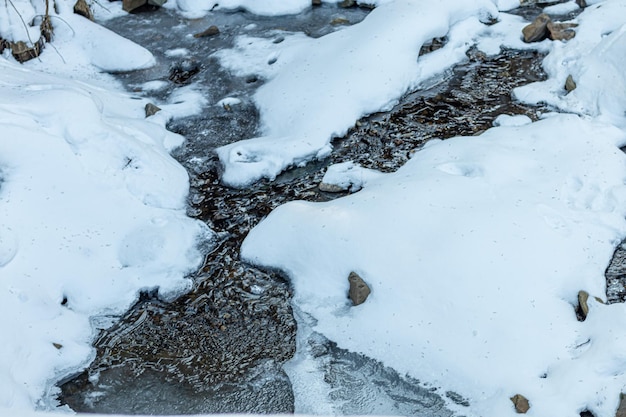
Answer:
xmin=233 ymin=0 xmax=626 ymax=416
xmin=3 ymin=0 xmax=626 ymax=416
xmin=0 ymin=0 xmax=211 ymax=412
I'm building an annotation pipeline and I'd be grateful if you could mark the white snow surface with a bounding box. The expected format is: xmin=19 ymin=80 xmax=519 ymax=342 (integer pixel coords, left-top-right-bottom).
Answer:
xmin=236 ymin=0 xmax=626 ymax=416
xmin=0 ymin=1 xmax=210 ymax=411
xmin=3 ymin=0 xmax=626 ymax=416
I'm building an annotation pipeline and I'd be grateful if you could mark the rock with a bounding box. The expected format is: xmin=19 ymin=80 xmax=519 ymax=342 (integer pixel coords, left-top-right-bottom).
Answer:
xmin=577 ymin=290 xmax=605 ymax=321
xmin=339 ymin=0 xmax=355 ymax=7
xmin=547 ymin=22 xmax=577 ymax=41
xmin=74 ymin=0 xmax=94 ymax=20
xmin=53 ymin=342 xmax=63 ymax=350
xmin=348 ymin=272 xmax=371 ymax=306
xmin=576 ymin=0 xmax=587 ymax=7
xmin=522 ymin=13 xmax=551 ymax=43
xmin=145 ymin=103 xmax=161 ymax=117
xmin=510 ymin=394 xmax=530 ymax=414
xmin=616 ymin=393 xmax=626 ymax=417
xmin=319 ymin=182 xmax=347 ymax=193
xmin=312 ymin=0 xmax=322 ymax=5
xmin=169 ymin=59 xmax=201 ymax=84
xmin=148 ymin=0 xmax=167 ymax=5
xmin=123 ymin=0 xmax=147 ymax=12
xmin=194 ymin=25 xmax=220 ymax=38
xmin=565 ymin=74 xmax=576 ymax=93
xmin=10 ymin=40 xmax=43 ymax=63
xmin=331 ymin=17 xmax=350 ymax=25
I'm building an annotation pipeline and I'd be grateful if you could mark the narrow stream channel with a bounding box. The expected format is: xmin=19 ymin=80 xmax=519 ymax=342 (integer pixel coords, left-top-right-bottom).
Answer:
xmin=57 ymin=3 xmax=573 ymax=415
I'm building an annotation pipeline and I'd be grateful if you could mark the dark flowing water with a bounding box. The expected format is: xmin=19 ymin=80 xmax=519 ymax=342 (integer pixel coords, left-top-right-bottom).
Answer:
xmin=57 ymin=3 xmax=563 ymax=415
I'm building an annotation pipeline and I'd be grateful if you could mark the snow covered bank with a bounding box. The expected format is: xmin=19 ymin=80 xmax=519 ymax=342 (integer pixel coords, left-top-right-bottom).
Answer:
xmin=238 ymin=0 xmax=626 ymax=415
xmin=0 ymin=3 xmax=211 ymax=410
xmin=163 ymin=0 xmax=392 ymax=19
xmin=212 ymin=0 xmax=550 ymax=187
xmin=243 ymin=114 xmax=626 ymax=417
xmin=515 ymin=0 xmax=626 ymax=125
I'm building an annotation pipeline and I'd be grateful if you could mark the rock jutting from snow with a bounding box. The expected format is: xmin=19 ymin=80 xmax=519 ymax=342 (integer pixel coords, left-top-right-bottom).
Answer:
xmin=348 ymin=272 xmax=371 ymax=306
xmin=547 ymin=22 xmax=577 ymax=41
xmin=74 ymin=0 xmax=94 ymax=20
xmin=339 ymin=0 xmax=356 ymax=7
xmin=577 ymin=290 xmax=605 ymax=321
xmin=194 ymin=25 xmax=220 ymax=38
xmin=576 ymin=0 xmax=587 ymax=7
xmin=522 ymin=13 xmax=551 ymax=43
xmin=145 ymin=103 xmax=161 ymax=117
xmin=510 ymin=394 xmax=530 ymax=414
xmin=565 ymin=74 xmax=577 ymax=92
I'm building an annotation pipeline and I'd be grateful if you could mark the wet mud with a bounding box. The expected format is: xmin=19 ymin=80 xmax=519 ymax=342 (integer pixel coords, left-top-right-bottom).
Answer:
xmin=58 ymin=4 xmax=560 ymax=415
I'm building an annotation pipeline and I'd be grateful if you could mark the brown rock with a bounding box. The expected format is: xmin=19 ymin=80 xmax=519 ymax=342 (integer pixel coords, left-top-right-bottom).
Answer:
xmin=145 ymin=103 xmax=161 ymax=117
xmin=577 ymin=290 xmax=605 ymax=320
xmin=194 ymin=25 xmax=220 ymax=38
xmin=331 ymin=17 xmax=350 ymax=25
xmin=547 ymin=22 xmax=577 ymax=41
xmin=10 ymin=40 xmax=43 ymax=63
xmin=565 ymin=74 xmax=576 ymax=93
xmin=511 ymin=394 xmax=530 ymax=414
xmin=576 ymin=0 xmax=587 ymax=7
xmin=522 ymin=13 xmax=551 ymax=43
xmin=312 ymin=0 xmax=322 ymax=5
xmin=123 ymin=0 xmax=147 ymax=12
xmin=339 ymin=0 xmax=355 ymax=7
xmin=74 ymin=0 xmax=94 ymax=20
xmin=348 ymin=272 xmax=371 ymax=306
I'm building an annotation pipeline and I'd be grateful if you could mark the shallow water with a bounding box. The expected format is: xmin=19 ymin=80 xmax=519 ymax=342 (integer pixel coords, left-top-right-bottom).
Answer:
xmin=59 ymin=4 xmax=552 ymax=415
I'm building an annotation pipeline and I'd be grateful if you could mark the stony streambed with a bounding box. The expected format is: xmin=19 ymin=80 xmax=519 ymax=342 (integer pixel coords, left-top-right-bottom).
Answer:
xmin=58 ymin=2 xmax=626 ymax=415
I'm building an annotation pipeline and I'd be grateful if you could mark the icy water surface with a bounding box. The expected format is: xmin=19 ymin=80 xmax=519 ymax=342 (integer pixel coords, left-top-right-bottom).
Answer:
xmin=58 ymin=3 xmax=554 ymax=415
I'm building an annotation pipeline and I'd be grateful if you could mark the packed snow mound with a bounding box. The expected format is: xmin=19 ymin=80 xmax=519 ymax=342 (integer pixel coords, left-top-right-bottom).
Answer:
xmin=164 ymin=0 xmax=394 ymax=18
xmin=0 ymin=59 xmax=211 ymax=410
xmin=242 ymin=115 xmax=626 ymax=417
xmin=215 ymin=0 xmax=507 ymax=187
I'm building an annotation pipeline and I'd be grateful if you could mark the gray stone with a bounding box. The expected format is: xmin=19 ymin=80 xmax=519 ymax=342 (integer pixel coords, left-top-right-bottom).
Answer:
xmin=145 ymin=103 xmax=162 ymax=117
xmin=510 ymin=394 xmax=530 ymax=414
xmin=522 ymin=13 xmax=551 ymax=43
xmin=194 ymin=25 xmax=220 ymax=38
xmin=319 ymin=182 xmax=347 ymax=193
xmin=74 ymin=0 xmax=94 ymax=20
xmin=348 ymin=272 xmax=371 ymax=306
xmin=565 ymin=74 xmax=576 ymax=93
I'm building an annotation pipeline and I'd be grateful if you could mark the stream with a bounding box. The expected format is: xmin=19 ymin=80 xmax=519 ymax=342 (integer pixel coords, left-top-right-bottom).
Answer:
xmin=56 ymin=2 xmax=618 ymax=415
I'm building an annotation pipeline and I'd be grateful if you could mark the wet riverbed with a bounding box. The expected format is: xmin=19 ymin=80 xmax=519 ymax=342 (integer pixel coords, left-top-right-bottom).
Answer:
xmin=57 ymin=3 xmax=575 ymax=415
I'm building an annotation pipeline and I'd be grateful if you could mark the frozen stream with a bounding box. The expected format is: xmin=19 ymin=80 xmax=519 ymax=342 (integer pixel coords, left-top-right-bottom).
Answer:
xmin=56 ymin=3 xmax=577 ymax=415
